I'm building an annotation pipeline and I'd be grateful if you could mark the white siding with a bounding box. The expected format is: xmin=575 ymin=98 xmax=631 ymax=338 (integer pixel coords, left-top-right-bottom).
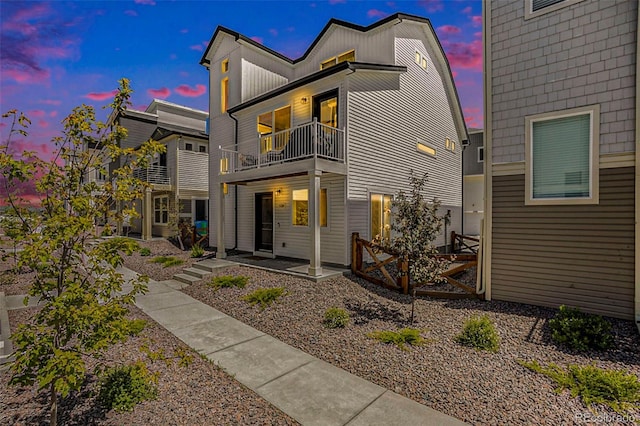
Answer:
xmin=178 ymin=150 xmax=208 ymax=192
xmin=241 ymin=59 xmax=289 ymax=102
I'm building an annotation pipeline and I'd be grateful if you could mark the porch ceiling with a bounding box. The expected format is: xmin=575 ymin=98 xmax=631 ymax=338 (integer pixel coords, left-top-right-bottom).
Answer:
xmin=219 ymin=157 xmax=347 ymax=184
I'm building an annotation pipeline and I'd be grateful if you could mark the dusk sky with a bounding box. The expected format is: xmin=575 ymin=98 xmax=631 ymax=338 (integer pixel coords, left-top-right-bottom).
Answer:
xmin=0 ymin=0 xmax=483 ymax=159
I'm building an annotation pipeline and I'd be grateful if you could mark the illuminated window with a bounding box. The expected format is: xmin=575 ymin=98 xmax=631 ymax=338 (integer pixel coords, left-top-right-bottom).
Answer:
xmin=221 ymin=77 xmax=229 ymax=113
xmin=258 ymin=106 xmax=291 ymax=153
xmin=292 ymin=188 xmax=327 ymax=226
xmin=417 ymin=138 xmax=436 ymax=157
xmin=421 ymin=56 xmax=428 ymax=70
xmin=370 ymin=193 xmax=392 ymax=241
xmin=445 ymin=138 xmax=456 ymax=152
xmin=154 ymin=195 xmax=169 ymax=225
xmin=221 ymin=58 xmax=229 ymax=73
xmin=415 ymin=51 xmax=421 ymax=64
xmin=220 ymin=158 xmax=229 ymax=174
xmin=320 ymin=49 xmax=355 ymax=70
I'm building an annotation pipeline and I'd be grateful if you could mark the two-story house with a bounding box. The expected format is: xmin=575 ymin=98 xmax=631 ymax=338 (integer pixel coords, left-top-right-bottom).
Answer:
xmin=483 ymin=0 xmax=639 ymax=323
xmin=107 ymin=99 xmax=210 ymax=239
xmin=201 ymin=13 xmax=468 ymax=276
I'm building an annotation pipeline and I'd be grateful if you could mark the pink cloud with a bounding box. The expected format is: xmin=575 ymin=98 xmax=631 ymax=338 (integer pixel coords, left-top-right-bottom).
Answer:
xmin=367 ymin=9 xmax=388 ymax=18
xmin=85 ymin=90 xmax=118 ymax=101
xmin=442 ymin=39 xmax=482 ymax=72
xmin=451 ymin=70 xmax=458 ymax=78
xmin=251 ymin=36 xmax=263 ymax=44
xmin=170 ymin=53 xmax=177 ymax=60
xmin=134 ymin=0 xmax=156 ymax=5
xmin=38 ymin=120 xmax=48 ymax=128
xmin=133 ymin=104 xmax=147 ymax=112
xmin=269 ymin=28 xmax=278 ymax=37
xmin=174 ymin=84 xmax=206 ymax=98
xmin=437 ymin=25 xmax=461 ymax=35
xmin=190 ymin=44 xmax=204 ymax=51
xmin=124 ymin=10 xmax=138 ymax=16
xmin=462 ymin=6 xmax=472 ymax=14
xmin=419 ymin=0 xmax=443 ymax=13
xmin=180 ymin=29 xmax=189 ymax=34
xmin=49 ymin=111 xmax=57 ymax=117
xmin=387 ymin=2 xmax=396 ymax=7
xmin=472 ymin=16 xmax=482 ymax=27
xmin=179 ymin=71 xmax=189 ymax=77
xmin=329 ymin=0 xmax=346 ymax=4
xmin=3 ymin=68 xmax=50 ymax=84
xmin=38 ymin=99 xmax=62 ymax=106
xmin=29 ymin=109 xmax=46 ymax=118
xmin=11 ymin=3 xmax=51 ymax=22
xmin=147 ymin=87 xmax=171 ymax=99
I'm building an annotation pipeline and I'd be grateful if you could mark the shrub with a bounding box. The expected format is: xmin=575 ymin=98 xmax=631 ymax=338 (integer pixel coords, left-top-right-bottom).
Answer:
xmin=208 ymin=275 xmax=249 ymax=291
xmin=150 ymin=256 xmax=184 ymax=268
xmin=368 ymin=328 xmax=425 ymax=351
xmin=139 ymin=247 xmax=151 ymax=256
xmin=519 ymin=360 xmax=640 ymax=414
xmin=242 ymin=287 xmax=286 ymax=309
xmin=101 ymin=226 xmax=113 ymax=237
xmin=323 ymin=307 xmax=350 ymax=329
xmin=548 ymin=305 xmax=613 ymax=351
xmin=455 ymin=315 xmax=500 ymax=352
xmin=190 ymin=244 xmax=205 ymax=258
xmin=98 ymin=362 xmax=158 ymax=412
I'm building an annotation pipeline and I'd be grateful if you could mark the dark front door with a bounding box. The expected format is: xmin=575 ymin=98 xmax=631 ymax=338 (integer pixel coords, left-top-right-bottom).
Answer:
xmin=312 ymin=89 xmax=339 ymax=128
xmin=255 ymin=193 xmax=273 ymax=252
xmin=195 ymin=199 xmax=207 ymax=222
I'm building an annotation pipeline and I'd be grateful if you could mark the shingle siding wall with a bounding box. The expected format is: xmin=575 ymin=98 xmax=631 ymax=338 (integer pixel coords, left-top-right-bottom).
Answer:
xmin=463 ymin=132 xmax=484 ymax=176
xmin=491 ymin=0 xmax=637 ymax=164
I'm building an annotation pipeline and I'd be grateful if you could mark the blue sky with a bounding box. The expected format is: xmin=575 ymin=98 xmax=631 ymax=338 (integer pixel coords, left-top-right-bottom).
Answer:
xmin=1 ymin=0 xmax=482 ymax=158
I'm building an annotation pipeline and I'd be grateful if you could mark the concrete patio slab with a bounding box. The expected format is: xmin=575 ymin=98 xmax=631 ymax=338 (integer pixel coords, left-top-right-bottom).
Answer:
xmin=212 ymin=334 xmax=315 ymax=389
xmin=134 ymin=290 xmax=199 ymax=312
xmin=256 ymin=359 xmax=386 ymax=426
xmin=286 ymin=265 xmax=346 ymax=282
xmin=141 ymin=301 xmax=226 ymax=332
xmin=346 ymin=390 xmax=468 ymax=426
xmin=5 ymin=295 xmax=43 ymax=310
xmin=172 ymin=316 xmax=264 ymax=355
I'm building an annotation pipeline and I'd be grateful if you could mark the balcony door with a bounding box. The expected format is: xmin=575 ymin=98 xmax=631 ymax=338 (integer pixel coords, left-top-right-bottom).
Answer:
xmin=312 ymin=89 xmax=339 ymax=128
xmin=255 ymin=192 xmax=273 ymax=252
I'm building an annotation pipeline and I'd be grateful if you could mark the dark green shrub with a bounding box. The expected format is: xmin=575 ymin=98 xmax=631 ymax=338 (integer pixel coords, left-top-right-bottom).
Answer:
xmin=323 ymin=307 xmax=350 ymax=329
xmin=456 ymin=315 xmax=500 ymax=352
xmin=368 ymin=328 xmax=425 ymax=350
xmin=208 ymin=275 xmax=249 ymax=291
xmin=519 ymin=360 xmax=640 ymax=413
xmin=139 ymin=247 xmax=151 ymax=256
xmin=549 ymin=305 xmax=613 ymax=351
xmin=242 ymin=287 xmax=286 ymax=309
xmin=190 ymin=244 xmax=205 ymax=258
xmin=98 ymin=362 xmax=158 ymax=412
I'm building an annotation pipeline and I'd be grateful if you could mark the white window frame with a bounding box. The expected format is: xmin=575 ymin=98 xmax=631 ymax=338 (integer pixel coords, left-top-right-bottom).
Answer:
xmin=524 ymin=0 xmax=585 ymax=20
xmin=477 ymin=146 xmax=484 ymax=163
xmin=369 ymin=192 xmax=393 ymax=241
xmin=153 ymin=195 xmax=169 ymax=225
xmin=524 ymin=104 xmax=600 ymax=206
xmin=416 ymin=138 xmax=436 ymax=158
xmin=414 ymin=50 xmax=428 ymax=71
xmin=291 ymin=188 xmax=328 ymax=228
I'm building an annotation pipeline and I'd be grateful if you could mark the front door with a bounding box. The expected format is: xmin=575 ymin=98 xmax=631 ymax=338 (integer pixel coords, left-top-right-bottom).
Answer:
xmin=255 ymin=193 xmax=273 ymax=252
xmin=195 ymin=199 xmax=208 ymax=222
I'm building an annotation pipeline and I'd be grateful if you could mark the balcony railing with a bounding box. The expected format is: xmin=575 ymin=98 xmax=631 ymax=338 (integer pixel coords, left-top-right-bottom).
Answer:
xmin=133 ymin=165 xmax=169 ymax=185
xmin=220 ymin=120 xmax=345 ymax=174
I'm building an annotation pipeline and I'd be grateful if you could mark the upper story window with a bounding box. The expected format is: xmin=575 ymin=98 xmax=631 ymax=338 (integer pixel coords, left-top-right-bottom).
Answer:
xmin=199 ymin=145 xmax=207 ymax=153
xmin=445 ymin=138 xmax=456 ymax=152
xmin=220 ymin=57 xmax=229 ymax=113
xmin=258 ymin=106 xmax=291 ymax=153
xmin=416 ymin=138 xmax=436 ymax=157
xmin=478 ymin=146 xmax=484 ymax=163
xmin=185 ymin=143 xmax=193 ymax=151
xmin=221 ymin=58 xmax=229 ymax=73
xmin=415 ymin=50 xmax=428 ymax=71
xmin=525 ymin=0 xmax=585 ymax=19
xmin=320 ymin=49 xmax=355 ymax=70
xmin=525 ymin=105 xmax=599 ymax=205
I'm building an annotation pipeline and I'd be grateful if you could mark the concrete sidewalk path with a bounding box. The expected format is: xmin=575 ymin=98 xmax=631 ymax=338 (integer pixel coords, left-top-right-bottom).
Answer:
xmin=127 ymin=266 xmax=468 ymax=426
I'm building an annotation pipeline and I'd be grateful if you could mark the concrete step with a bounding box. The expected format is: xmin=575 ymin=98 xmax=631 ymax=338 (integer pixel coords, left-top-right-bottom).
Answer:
xmin=192 ymin=258 xmax=236 ymax=272
xmin=172 ymin=273 xmax=201 ymax=285
xmin=161 ymin=279 xmax=190 ymax=290
xmin=183 ymin=267 xmax=210 ymax=279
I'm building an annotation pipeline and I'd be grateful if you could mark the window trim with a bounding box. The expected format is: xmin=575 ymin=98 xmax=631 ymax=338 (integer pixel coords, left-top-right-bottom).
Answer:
xmin=369 ymin=192 xmax=393 ymax=241
xmin=291 ymin=188 xmax=328 ymax=228
xmin=221 ymin=77 xmax=229 ymax=113
xmin=478 ymin=146 xmax=484 ymax=163
xmin=320 ymin=49 xmax=355 ymax=70
xmin=524 ymin=0 xmax=585 ymax=20
xmin=153 ymin=195 xmax=169 ymax=225
xmin=221 ymin=58 xmax=229 ymax=73
xmin=524 ymin=104 xmax=600 ymax=206
xmin=414 ymin=50 xmax=428 ymax=71
xmin=416 ymin=138 xmax=437 ymax=158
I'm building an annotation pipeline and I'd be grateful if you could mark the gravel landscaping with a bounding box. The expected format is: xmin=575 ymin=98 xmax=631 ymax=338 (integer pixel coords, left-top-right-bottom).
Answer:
xmin=1 ymin=306 xmax=298 ymax=425
xmin=183 ymin=265 xmax=640 ymax=426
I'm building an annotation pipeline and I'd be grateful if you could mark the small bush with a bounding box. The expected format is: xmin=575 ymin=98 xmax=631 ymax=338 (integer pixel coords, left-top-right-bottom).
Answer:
xmin=150 ymin=256 xmax=184 ymax=268
xmin=519 ymin=360 xmax=640 ymax=414
xmin=323 ymin=307 xmax=350 ymax=329
xmin=368 ymin=328 xmax=425 ymax=351
xmin=242 ymin=287 xmax=286 ymax=309
xmin=456 ymin=315 xmax=500 ymax=352
xmin=208 ymin=275 xmax=248 ymax=291
xmin=190 ymin=244 xmax=205 ymax=258
xmin=101 ymin=226 xmax=113 ymax=237
xmin=548 ymin=305 xmax=613 ymax=351
xmin=98 ymin=362 xmax=158 ymax=412
xmin=139 ymin=247 xmax=151 ymax=256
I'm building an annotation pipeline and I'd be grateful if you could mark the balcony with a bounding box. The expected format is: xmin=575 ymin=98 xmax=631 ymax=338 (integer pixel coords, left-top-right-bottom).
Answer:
xmin=219 ymin=121 xmax=345 ymax=181
xmin=133 ymin=165 xmax=170 ymax=185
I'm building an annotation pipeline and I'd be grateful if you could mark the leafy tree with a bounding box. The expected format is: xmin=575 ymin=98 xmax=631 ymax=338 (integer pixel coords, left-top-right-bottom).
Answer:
xmin=387 ymin=172 xmax=451 ymax=323
xmin=0 ymin=79 xmax=165 ymax=426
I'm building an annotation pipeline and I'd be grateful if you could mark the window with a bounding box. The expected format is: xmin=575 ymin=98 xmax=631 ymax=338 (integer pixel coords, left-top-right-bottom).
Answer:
xmin=185 ymin=143 xmax=193 ymax=151
xmin=221 ymin=77 xmax=229 ymax=113
xmin=221 ymin=58 xmax=229 ymax=73
xmin=320 ymin=49 xmax=355 ymax=70
xmin=313 ymin=89 xmax=338 ymax=128
xmin=154 ymin=196 xmax=169 ymax=225
xmin=415 ymin=51 xmax=428 ymax=71
xmin=525 ymin=0 xmax=584 ymax=19
xmin=292 ymin=188 xmax=327 ymax=227
xmin=371 ymin=193 xmax=392 ymax=241
xmin=417 ymin=138 xmax=436 ymax=157
xmin=199 ymin=145 xmax=207 ymax=153
xmin=415 ymin=51 xmax=421 ymax=65
xmin=220 ymin=158 xmax=229 ymax=174
xmin=445 ymin=138 xmax=456 ymax=152
xmin=258 ymin=106 xmax=291 ymax=153
xmin=478 ymin=146 xmax=484 ymax=163
xmin=525 ymin=105 xmax=599 ymax=205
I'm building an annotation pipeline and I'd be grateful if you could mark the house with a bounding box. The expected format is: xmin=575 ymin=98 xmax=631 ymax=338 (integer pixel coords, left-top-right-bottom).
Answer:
xmin=463 ymin=129 xmax=484 ymax=236
xmin=483 ymin=0 xmax=639 ymax=323
xmin=106 ymin=99 xmax=209 ymax=239
xmin=201 ymin=13 xmax=468 ymax=276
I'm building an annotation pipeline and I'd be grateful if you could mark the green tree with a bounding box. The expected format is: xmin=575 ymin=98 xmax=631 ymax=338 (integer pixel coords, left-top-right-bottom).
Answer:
xmin=388 ymin=172 xmax=451 ymax=323
xmin=0 ymin=79 xmax=165 ymax=426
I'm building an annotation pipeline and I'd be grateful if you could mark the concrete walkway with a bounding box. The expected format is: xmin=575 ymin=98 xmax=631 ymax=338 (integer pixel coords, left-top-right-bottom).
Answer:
xmin=120 ymin=265 xmax=467 ymax=426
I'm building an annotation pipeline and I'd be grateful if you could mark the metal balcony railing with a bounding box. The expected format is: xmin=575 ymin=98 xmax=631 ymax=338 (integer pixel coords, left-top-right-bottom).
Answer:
xmin=133 ymin=165 xmax=169 ymax=185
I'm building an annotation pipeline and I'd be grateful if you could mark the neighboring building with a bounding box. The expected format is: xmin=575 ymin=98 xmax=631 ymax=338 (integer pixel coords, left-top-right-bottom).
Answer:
xmin=107 ymin=99 xmax=209 ymax=239
xmin=201 ymin=13 xmax=468 ymax=276
xmin=463 ymin=129 xmax=484 ymax=236
xmin=483 ymin=0 xmax=639 ymax=322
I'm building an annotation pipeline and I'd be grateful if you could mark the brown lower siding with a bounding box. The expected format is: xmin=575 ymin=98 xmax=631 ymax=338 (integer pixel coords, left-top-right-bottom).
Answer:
xmin=491 ymin=167 xmax=635 ymax=320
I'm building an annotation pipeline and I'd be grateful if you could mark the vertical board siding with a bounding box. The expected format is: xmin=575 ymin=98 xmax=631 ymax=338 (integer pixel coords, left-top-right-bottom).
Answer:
xmin=241 ymin=59 xmax=289 ymax=103
xmin=118 ymin=116 xmax=157 ymax=150
xmin=491 ymin=168 xmax=635 ymax=319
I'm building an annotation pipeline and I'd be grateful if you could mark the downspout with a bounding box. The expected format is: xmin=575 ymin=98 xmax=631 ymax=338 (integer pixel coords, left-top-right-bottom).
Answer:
xmin=228 ymin=111 xmax=239 ymax=251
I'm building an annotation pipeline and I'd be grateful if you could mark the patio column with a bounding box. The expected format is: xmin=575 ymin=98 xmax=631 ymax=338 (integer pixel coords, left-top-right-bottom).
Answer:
xmin=142 ymin=187 xmax=152 ymax=241
xmin=216 ymin=182 xmax=226 ymax=259
xmin=308 ymin=169 xmax=323 ymax=276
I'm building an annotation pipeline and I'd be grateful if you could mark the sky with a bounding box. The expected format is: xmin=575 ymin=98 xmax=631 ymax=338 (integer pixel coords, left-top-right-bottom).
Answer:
xmin=0 ymin=0 xmax=483 ymax=161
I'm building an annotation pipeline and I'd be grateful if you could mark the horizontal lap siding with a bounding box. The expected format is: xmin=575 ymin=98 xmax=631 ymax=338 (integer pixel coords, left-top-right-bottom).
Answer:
xmin=491 ymin=167 xmax=635 ymax=319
